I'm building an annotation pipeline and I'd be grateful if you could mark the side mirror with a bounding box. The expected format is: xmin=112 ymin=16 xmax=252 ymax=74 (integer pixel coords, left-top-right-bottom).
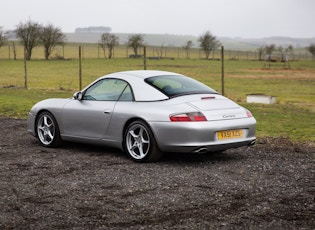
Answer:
xmin=73 ymin=92 xmax=83 ymax=100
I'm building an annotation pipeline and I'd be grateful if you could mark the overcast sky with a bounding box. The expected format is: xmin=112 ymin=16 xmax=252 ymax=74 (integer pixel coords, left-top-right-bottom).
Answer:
xmin=1 ymin=0 xmax=314 ymax=38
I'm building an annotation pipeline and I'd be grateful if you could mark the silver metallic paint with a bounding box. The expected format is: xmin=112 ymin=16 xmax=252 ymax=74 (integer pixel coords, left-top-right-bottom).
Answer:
xmin=27 ymin=70 xmax=256 ymax=153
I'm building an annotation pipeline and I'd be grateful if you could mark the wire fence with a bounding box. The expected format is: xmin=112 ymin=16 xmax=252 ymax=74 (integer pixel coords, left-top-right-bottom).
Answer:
xmin=0 ymin=43 xmax=313 ymax=61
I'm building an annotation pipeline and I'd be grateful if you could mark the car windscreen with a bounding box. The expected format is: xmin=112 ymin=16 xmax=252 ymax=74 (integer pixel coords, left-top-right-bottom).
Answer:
xmin=145 ymin=75 xmax=218 ymax=98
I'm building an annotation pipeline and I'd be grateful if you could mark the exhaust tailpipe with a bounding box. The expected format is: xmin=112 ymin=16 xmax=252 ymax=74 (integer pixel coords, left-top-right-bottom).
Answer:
xmin=248 ymin=140 xmax=256 ymax=146
xmin=193 ymin=147 xmax=208 ymax=154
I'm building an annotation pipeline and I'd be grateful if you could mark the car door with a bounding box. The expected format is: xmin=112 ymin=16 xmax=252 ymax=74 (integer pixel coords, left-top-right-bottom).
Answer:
xmin=62 ymin=78 xmax=130 ymax=140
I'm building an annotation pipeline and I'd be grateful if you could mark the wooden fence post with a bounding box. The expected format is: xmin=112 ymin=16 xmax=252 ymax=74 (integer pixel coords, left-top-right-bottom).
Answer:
xmin=79 ymin=46 xmax=82 ymax=90
xmin=24 ymin=48 xmax=27 ymax=89
xmin=221 ymin=46 xmax=225 ymax=96
xmin=143 ymin=46 xmax=147 ymax=70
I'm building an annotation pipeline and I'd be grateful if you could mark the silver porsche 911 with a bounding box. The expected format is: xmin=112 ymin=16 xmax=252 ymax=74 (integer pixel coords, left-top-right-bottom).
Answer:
xmin=27 ymin=70 xmax=256 ymax=162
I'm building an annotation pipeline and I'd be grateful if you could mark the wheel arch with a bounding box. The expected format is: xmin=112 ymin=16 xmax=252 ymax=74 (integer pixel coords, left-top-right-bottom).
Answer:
xmin=122 ymin=117 xmax=161 ymax=149
xmin=122 ymin=117 xmax=163 ymax=162
xmin=34 ymin=109 xmax=63 ymax=147
xmin=34 ymin=109 xmax=60 ymax=137
xmin=122 ymin=117 xmax=145 ymax=140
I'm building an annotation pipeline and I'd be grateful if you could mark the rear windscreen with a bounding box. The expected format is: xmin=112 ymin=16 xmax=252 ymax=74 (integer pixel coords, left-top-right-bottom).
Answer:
xmin=145 ymin=75 xmax=217 ymax=98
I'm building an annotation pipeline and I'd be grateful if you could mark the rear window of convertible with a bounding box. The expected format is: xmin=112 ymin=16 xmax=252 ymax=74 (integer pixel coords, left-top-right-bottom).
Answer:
xmin=145 ymin=75 xmax=217 ymax=98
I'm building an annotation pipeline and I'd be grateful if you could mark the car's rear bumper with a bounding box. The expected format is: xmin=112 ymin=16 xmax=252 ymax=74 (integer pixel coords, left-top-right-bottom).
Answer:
xmin=149 ymin=117 xmax=256 ymax=153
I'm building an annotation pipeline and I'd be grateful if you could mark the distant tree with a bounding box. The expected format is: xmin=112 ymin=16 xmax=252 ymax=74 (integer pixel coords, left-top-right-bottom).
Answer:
xmin=265 ymin=44 xmax=276 ymax=56
xmin=278 ymin=45 xmax=293 ymax=61
xmin=306 ymin=44 xmax=315 ymax=59
xmin=99 ymin=33 xmax=119 ymax=59
xmin=0 ymin=27 xmax=7 ymax=50
xmin=99 ymin=35 xmax=107 ymax=58
xmin=183 ymin=40 xmax=193 ymax=59
xmin=263 ymin=44 xmax=276 ymax=61
xmin=107 ymin=33 xmax=119 ymax=59
xmin=127 ymin=34 xmax=144 ymax=56
xmin=39 ymin=24 xmax=66 ymax=60
xmin=198 ymin=31 xmax=220 ymax=59
xmin=285 ymin=45 xmax=293 ymax=53
xmin=11 ymin=41 xmax=17 ymax=60
xmin=257 ymin=46 xmax=265 ymax=61
xmin=16 ymin=20 xmax=42 ymax=60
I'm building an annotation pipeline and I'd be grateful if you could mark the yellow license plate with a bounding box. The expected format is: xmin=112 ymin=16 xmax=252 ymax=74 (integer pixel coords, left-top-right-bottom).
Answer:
xmin=217 ymin=129 xmax=243 ymax=140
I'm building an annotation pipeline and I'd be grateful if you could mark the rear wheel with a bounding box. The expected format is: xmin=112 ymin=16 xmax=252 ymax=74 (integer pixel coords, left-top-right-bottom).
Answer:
xmin=124 ymin=120 xmax=162 ymax=162
xmin=36 ymin=111 xmax=62 ymax=147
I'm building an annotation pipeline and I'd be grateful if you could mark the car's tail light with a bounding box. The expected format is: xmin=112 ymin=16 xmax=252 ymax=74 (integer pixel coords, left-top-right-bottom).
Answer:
xmin=245 ymin=109 xmax=253 ymax=117
xmin=170 ymin=112 xmax=207 ymax=122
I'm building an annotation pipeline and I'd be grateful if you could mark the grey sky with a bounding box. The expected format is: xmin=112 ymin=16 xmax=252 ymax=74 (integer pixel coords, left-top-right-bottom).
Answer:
xmin=1 ymin=0 xmax=314 ymax=38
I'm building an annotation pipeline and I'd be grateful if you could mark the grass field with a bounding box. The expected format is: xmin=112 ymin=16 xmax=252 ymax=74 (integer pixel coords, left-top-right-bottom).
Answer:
xmin=0 ymin=58 xmax=314 ymax=141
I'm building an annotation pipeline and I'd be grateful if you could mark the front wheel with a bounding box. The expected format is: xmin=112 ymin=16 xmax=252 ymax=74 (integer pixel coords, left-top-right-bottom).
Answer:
xmin=124 ymin=120 xmax=162 ymax=162
xmin=36 ymin=111 xmax=62 ymax=147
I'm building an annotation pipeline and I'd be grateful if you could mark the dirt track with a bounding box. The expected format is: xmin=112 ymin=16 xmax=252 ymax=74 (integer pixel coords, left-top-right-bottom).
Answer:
xmin=0 ymin=117 xmax=314 ymax=229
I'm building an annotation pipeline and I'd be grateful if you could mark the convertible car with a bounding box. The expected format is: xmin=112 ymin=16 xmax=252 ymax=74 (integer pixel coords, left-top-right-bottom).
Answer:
xmin=27 ymin=70 xmax=256 ymax=162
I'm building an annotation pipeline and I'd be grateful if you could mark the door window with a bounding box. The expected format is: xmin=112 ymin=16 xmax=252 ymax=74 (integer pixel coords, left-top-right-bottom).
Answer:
xmin=83 ymin=79 xmax=133 ymax=101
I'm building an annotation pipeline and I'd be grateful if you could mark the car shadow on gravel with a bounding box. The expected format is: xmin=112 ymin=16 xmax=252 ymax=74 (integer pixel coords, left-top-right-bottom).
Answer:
xmin=53 ymin=140 xmax=248 ymax=165
xmin=160 ymin=150 xmax=247 ymax=164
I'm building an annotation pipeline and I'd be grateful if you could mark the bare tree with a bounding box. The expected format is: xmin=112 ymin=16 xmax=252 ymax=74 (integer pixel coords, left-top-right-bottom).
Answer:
xmin=15 ymin=20 xmax=42 ymax=60
xmin=127 ymin=34 xmax=144 ymax=57
xmin=40 ymin=24 xmax=66 ymax=60
xmin=257 ymin=46 xmax=265 ymax=61
xmin=183 ymin=40 xmax=193 ymax=59
xmin=99 ymin=35 xmax=107 ymax=58
xmin=0 ymin=27 xmax=8 ymax=54
xmin=106 ymin=34 xmax=119 ymax=59
xmin=11 ymin=41 xmax=16 ymax=60
xmin=265 ymin=44 xmax=276 ymax=57
xmin=263 ymin=44 xmax=276 ymax=61
xmin=198 ymin=31 xmax=220 ymax=59
xmin=278 ymin=45 xmax=293 ymax=61
xmin=306 ymin=44 xmax=315 ymax=59
xmin=99 ymin=33 xmax=119 ymax=59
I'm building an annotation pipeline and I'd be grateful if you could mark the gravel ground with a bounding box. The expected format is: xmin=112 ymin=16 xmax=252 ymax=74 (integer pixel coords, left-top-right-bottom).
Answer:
xmin=0 ymin=117 xmax=314 ymax=229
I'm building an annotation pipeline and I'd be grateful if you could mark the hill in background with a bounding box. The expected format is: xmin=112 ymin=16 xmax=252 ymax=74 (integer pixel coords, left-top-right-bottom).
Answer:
xmin=65 ymin=32 xmax=315 ymax=51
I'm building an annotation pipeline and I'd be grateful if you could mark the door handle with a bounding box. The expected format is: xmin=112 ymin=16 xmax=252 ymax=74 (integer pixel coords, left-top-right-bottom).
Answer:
xmin=104 ymin=110 xmax=112 ymax=114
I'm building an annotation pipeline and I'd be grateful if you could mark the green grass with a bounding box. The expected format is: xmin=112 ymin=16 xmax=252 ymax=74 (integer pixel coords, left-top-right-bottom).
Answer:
xmin=0 ymin=88 xmax=73 ymax=118
xmin=0 ymin=58 xmax=314 ymax=142
xmin=243 ymin=103 xmax=315 ymax=141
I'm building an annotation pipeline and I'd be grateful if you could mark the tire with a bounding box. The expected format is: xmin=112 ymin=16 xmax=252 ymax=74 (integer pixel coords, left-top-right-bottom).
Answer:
xmin=124 ymin=120 xmax=162 ymax=162
xmin=36 ymin=111 xmax=62 ymax=147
